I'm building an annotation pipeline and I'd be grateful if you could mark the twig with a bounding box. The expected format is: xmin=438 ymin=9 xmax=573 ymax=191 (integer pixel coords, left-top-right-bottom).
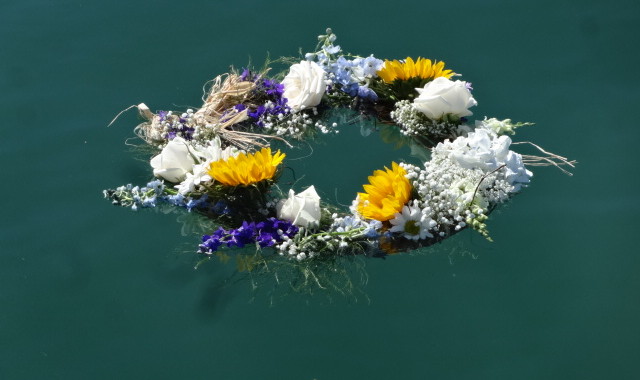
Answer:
xmin=472 ymin=164 xmax=506 ymax=205
xmin=512 ymin=141 xmax=577 ymax=176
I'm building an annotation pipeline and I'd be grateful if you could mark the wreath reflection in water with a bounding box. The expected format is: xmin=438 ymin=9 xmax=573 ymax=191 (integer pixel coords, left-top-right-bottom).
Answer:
xmin=105 ymin=29 xmax=574 ymax=286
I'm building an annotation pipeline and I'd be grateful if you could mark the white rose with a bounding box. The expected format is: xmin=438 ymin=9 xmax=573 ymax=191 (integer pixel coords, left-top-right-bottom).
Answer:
xmin=150 ymin=137 xmax=195 ymax=183
xmin=413 ymin=77 xmax=477 ymax=120
xmin=175 ymin=138 xmax=243 ymax=195
xmin=276 ymin=186 xmax=322 ymax=228
xmin=282 ymin=61 xmax=326 ymax=112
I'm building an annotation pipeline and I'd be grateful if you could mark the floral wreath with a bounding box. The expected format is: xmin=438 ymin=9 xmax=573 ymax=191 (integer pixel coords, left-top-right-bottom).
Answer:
xmin=105 ymin=28 xmax=575 ymax=263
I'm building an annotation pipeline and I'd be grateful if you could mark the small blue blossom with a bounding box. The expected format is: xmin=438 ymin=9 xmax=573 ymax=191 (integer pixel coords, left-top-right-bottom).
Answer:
xmin=357 ymin=85 xmax=378 ymax=101
xmin=324 ymin=45 xmax=341 ymax=55
xmin=363 ymin=220 xmax=383 ymax=238
xmin=358 ymin=55 xmax=384 ymax=77
xmin=146 ymin=179 xmax=165 ymax=195
xmin=166 ymin=193 xmax=185 ymax=207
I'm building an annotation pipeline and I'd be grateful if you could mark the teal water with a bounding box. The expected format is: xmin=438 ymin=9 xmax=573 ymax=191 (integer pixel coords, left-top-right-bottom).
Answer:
xmin=2 ymin=0 xmax=640 ymax=379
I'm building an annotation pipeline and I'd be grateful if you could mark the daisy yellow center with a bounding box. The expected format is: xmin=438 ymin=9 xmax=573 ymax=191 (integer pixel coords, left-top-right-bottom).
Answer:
xmin=207 ymin=147 xmax=285 ymax=186
xmin=404 ymin=220 xmax=420 ymax=235
xmin=357 ymin=162 xmax=412 ymax=222
xmin=377 ymin=57 xmax=455 ymax=83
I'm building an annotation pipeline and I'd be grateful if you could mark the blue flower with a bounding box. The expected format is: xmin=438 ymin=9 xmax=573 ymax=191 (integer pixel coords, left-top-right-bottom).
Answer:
xmin=358 ymin=55 xmax=384 ymax=77
xmin=363 ymin=220 xmax=383 ymax=238
xmin=146 ymin=179 xmax=165 ymax=195
xmin=166 ymin=193 xmax=186 ymax=207
xmin=324 ymin=45 xmax=341 ymax=55
xmin=343 ymin=83 xmax=359 ymax=97
xmin=357 ymin=85 xmax=378 ymax=101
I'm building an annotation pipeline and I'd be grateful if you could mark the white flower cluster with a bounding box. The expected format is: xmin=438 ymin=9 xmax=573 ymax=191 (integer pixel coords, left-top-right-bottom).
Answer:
xmin=434 ymin=125 xmax=532 ymax=191
xmin=402 ymin=158 xmax=494 ymax=238
xmin=262 ymin=106 xmax=334 ymax=138
xmin=398 ymin=125 xmax=532 ymax=238
xmin=390 ymin=100 xmax=464 ymax=138
xmin=274 ymin=228 xmax=321 ymax=261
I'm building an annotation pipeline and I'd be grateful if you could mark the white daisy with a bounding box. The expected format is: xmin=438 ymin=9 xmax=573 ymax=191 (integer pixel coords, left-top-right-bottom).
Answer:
xmin=389 ymin=204 xmax=433 ymax=241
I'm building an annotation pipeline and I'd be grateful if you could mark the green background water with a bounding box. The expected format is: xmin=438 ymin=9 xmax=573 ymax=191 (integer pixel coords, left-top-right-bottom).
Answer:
xmin=2 ymin=0 xmax=639 ymax=379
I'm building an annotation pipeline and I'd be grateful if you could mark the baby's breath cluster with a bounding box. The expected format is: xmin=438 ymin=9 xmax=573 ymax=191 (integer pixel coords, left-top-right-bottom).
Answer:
xmin=390 ymin=100 xmax=461 ymax=139
xmin=263 ymin=106 xmax=335 ymax=138
xmin=402 ymin=158 xmax=497 ymax=238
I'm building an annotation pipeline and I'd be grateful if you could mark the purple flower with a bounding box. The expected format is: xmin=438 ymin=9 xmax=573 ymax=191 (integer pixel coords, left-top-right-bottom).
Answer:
xmin=262 ymin=79 xmax=284 ymax=96
xmin=240 ymin=68 xmax=253 ymax=81
xmin=257 ymin=232 xmax=276 ymax=247
xmin=244 ymin=78 xmax=290 ymax=127
xmin=199 ymin=232 xmax=223 ymax=253
xmin=198 ymin=218 xmax=298 ymax=254
xmin=248 ymin=105 xmax=266 ymax=119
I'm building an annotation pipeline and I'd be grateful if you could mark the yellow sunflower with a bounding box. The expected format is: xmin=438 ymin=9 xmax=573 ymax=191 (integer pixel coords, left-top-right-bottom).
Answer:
xmin=207 ymin=147 xmax=285 ymax=186
xmin=357 ymin=162 xmax=412 ymax=222
xmin=377 ymin=57 xmax=455 ymax=83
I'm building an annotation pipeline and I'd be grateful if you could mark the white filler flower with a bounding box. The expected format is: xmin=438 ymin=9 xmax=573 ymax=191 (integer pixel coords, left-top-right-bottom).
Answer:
xmin=282 ymin=61 xmax=327 ymax=112
xmin=413 ymin=77 xmax=477 ymax=120
xmin=277 ymin=185 xmax=322 ymax=228
xmin=150 ymin=137 xmax=195 ymax=183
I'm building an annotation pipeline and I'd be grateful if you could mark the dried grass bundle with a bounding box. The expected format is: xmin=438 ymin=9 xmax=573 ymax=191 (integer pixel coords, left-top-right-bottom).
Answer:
xmin=194 ymin=73 xmax=254 ymax=123
xmin=110 ymin=74 xmax=290 ymax=150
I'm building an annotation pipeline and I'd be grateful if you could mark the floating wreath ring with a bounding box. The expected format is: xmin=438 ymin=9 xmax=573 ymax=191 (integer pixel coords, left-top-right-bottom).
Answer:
xmin=105 ymin=28 xmax=575 ymax=261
